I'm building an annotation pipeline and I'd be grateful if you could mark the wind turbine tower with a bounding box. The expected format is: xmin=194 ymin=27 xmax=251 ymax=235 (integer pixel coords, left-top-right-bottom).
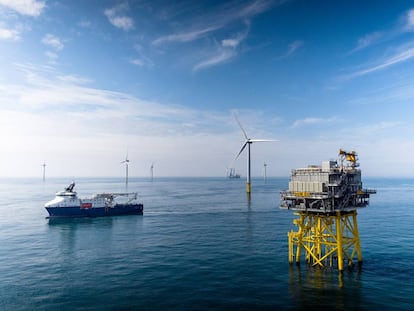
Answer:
xmin=150 ymin=163 xmax=154 ymax=181
xmin=233 ymin=113 xmax=277 ymax=193
xmin=121 ymin=154 xmax=130 ymax=192
xmin=41 ymin=162 xmax=46 ymax=182
xmin=264 ymin=162 xmax=267 ymax=182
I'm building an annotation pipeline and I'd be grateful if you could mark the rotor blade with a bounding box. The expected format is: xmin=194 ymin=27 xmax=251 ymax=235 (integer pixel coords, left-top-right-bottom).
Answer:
xmin=234 ymin=142 xmax=248 ymax=160
xmin=233 ymin=113 xmax=248 ymax=140
xmin=249 ymin=139 xmax=279 ymax=142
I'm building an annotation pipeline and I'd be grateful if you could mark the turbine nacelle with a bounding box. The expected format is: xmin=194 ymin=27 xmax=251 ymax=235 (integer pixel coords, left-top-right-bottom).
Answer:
xmin=121 ymin=153 xmax=130 ymax=164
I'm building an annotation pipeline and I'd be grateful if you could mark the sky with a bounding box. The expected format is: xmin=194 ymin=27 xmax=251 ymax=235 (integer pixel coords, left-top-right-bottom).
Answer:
xmin=1 ymin=0 xmax=414 ymax=178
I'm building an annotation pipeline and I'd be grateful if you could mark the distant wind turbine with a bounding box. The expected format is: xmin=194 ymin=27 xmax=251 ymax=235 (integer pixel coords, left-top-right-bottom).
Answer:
xmin=41 ymin=162 xmax=46 ymax=182
xmin=121 ymin=153 xmax=129 ymax=192
xmin=264 ymin=162 xmax=267 ymax=182
xmin=233 ymin=113 xmax=277 ymax=193
xmin=150 ymin=163 xmax=154 ymax=181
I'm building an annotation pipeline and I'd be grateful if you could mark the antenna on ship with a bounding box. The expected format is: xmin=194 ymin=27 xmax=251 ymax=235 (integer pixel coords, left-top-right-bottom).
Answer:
xmin=150 ymin=163 xmax=154 ymax=181
xmin=121 ymin=153 xmax=129 ymax=192
xmin=233 ymin=112 xmax=277 ymax=194
xmin=41 ymin=162 xmax=46 ymax=182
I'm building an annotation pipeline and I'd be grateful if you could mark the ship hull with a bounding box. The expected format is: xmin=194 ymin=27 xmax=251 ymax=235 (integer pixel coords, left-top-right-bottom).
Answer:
xmin=45 ymin=204 xmax=143 ymax=218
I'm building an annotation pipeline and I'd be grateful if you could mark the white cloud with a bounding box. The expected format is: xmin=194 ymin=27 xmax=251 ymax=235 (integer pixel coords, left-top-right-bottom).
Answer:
xmin=152 ymin=0 xmax=274 ymax=46
xmin=0 ymin=26 xmax=20 ymax=40
xmin=0 ymin=64 xmax=236 ymax=137
xmin=42 ymin=34 xmax=64 ymax=50
xmin=0 ymin=65 xmax=249 ymax=177
xmin=349 ymin=46 xmax=414 ymax=78
xmin=404 ymin=9 xmax=414 ymax=31
xmin=193 ymin=49 xmax=236 ymax=71
xmin=350 ymin=8 xmax=414 ymax=54
xmin=192 ymin=26 xmax=249 ymax=71
xmin=292 ymin=117 xmax=337 ymax=128
xmin=150 ymin=1 xmax=275 ymax=72
xmin=221 ymin=27 xmax=249 ymax=48
xmin=129 ymin=52 xmax=154 ymax=68
xmin=0 ymin=0 xmax=45 ymax=16
xmin=152 ymin=26 xmax=219 ymax=45
xmin=221 ymin=38 xmax=239 ymax=48
xmin=349 ymin=78 xmax=414 ymax=106
xmin=276 ymin=40 xmax=304 ymax=60
xmin=236 ymin=0 xmax=275 ymax=18
xmin=286 ymin=40 xmax=303 ymax=56
xmin=104 ymin=6 xmax=134 ymax=31
xmin=130 ymin=59 xmax=145 ymax=66
xmin=107 ymin=15 xmax=134 ymax=31
xmin=57 ymin=74 xmax=91 ymax=85
xmin=353 ymin=32 xmax=383 ymax=51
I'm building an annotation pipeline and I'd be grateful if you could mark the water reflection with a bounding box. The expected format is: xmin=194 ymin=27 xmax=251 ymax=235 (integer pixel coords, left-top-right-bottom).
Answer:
xmin=47 ymin=217 xmax=115 ymax=259
xmin=288 ymin=265 xmax=363 ymax=310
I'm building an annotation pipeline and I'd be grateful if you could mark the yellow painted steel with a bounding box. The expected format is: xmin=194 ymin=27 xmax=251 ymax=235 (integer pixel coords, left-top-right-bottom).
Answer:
xmin=293 ymin=191 xmax=311 ymax=197
xmin=246 ymin=182 xmax=251 ymax=193
xmin=336 ymin=212 xmax=344 ymax=271
xmin=287 ymin=210 xmax=362 ymax=271
xmin=339 ymin=149 xmax=358 ymax=168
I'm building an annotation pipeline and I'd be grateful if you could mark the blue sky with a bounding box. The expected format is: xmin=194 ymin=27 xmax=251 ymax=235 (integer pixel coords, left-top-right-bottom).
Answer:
xmin=1 ymin=0 xmax=414 ymax=178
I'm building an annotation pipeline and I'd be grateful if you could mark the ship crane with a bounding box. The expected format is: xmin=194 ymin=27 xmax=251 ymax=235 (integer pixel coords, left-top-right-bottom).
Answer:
xmin=280 ymin=149 xmax=376 ymax=271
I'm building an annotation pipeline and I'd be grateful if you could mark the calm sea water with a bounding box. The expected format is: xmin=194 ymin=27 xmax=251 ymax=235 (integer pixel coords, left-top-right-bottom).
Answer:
xmin=0 ymin=177 xmax=413 ymax=310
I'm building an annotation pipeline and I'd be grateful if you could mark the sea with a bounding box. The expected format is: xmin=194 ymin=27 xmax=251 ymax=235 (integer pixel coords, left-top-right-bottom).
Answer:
xmin=0 ymin=177 xmax=413 ymax=310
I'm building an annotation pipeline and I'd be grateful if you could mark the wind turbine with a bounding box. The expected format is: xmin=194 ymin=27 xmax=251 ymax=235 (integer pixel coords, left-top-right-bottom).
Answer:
xmin=150 ymin=163 xmax=154 ymax=181
xmin=41 ymin=162 xmax=46 ymax=182
xmin=234 ymin=113 xmax=277 ymax=193
xmin=263 ymin=162 xmax=267 ymax=182
xmin=121 ymin=153 xmax=129 ymax=192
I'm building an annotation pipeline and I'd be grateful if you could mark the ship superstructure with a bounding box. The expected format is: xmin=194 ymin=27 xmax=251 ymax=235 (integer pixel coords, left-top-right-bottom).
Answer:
xmin=280 ymin=149 xmax=375 ymax=271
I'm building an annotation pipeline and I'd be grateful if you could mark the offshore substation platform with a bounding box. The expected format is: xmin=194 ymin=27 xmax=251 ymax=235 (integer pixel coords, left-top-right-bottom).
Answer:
xmin=280 ymin=149 xmax=376 ymax=271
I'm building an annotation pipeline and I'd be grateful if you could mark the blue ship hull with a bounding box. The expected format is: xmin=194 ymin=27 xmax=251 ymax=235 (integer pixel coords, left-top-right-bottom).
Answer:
xmin=45 ymin=204 xmax=143 ymax=218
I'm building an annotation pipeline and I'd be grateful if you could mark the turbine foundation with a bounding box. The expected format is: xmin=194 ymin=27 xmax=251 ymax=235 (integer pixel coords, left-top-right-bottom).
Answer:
xmin=288 ymin=211 xmax=362 ymax=271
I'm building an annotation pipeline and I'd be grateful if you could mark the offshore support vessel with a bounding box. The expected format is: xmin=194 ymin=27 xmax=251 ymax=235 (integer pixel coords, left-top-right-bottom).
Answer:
xmin=280 ymin=149 xmax=376 ymax=271
xmin=44 ymin=182 xmax=143 ymax=218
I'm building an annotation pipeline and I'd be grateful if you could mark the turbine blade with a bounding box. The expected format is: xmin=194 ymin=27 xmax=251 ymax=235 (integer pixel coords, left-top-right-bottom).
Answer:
xmin=235 ymin=142 xmax=248 ymax=160
xmin=233 ymin=113 xmax=248 ymax=140
xmin=249 ymin=139 xmax=279 ymax=142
